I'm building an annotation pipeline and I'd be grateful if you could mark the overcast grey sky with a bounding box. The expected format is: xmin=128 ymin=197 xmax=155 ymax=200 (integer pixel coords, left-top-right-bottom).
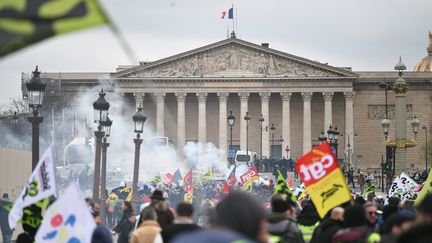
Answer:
xmin=0 ymin=0 xmax=431 ymax=105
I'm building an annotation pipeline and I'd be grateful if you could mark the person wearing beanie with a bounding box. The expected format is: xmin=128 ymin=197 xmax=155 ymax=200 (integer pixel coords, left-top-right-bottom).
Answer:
xmin=267 ymin=194 xmax=304 ymax=243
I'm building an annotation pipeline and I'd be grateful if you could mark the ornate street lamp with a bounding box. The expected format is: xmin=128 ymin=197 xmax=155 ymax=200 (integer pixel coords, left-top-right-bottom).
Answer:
xmin=132 ymin=107 xmax=146 ymax=206
xmin=318 ymin=130 xmax=327 ymax=143
xmin=26 ymin=66 xmax=46 ymax=170
xmin=227 ymin=110 xmax=235 ymax=161
xmin=99 ymin=114 xmax=112 ymax=225
xmin=244 ymin=111 xmax=251 ymax=154
xmin=270 ymin=123 xmax=276 ymax=146
xmin=258 ymin=114 xmax=264 ymax=159
xmin=381 ymin=57 xmax=419 ymax=175
xmin=285 ymin=146 xmax=290 ymax=159
xmin=92 ymin=89 xmax=110 ymax=201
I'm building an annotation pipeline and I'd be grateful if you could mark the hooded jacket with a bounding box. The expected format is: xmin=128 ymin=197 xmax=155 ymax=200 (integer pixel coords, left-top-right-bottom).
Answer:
xmin=267 ymin=212 xmax=304 ymax=243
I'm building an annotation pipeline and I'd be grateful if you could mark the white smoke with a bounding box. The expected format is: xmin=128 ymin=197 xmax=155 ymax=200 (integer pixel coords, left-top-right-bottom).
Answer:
xmin=68 ymin=83 xmax=228 ymax=185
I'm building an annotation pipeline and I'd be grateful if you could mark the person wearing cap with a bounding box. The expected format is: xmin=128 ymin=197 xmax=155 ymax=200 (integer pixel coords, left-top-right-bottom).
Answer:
xmin=267 ymin=194 xmax=304 ymax=243
xmin=145 ymin=190 xmax=174 ymax=229
xmin=0 ymin=193 xmax=14 ymax=243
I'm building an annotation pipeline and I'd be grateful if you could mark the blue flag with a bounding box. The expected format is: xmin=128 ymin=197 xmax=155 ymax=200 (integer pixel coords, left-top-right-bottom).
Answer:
xmin=228 ymin=8 xmax=234 ymax=19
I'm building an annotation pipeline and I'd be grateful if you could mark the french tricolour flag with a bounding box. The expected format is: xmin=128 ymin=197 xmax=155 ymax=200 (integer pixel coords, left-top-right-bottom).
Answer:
xmin=221 ymin=7 xmax=234 ymax=19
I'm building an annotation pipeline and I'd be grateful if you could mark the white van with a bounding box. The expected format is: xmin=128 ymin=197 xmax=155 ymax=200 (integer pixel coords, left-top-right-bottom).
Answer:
xmin=234 ymin=150 xmax=257 ymax=166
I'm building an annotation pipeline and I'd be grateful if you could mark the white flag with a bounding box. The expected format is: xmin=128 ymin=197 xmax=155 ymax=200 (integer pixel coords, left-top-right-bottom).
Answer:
xmin=399 ymin=172 xmax=418 ymax=192
xmin=35 ymin=183 xmax=96 ymax=243
xmin=388 ymin=174 xmax=417 ymax=201
xmin=9 ymin=147 xmax=56 ymax=229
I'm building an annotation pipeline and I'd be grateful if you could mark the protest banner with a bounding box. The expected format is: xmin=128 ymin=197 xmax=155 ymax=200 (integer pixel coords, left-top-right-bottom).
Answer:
xmin=35 ymin=183 xmax=96 ymax=243
xmin=240 ymin=166 xmax=259 ymax=191
xmin=9 ymin=147 xmax=56 ymax=229
xmin=295 ymin=142 xmax=351 ymax=218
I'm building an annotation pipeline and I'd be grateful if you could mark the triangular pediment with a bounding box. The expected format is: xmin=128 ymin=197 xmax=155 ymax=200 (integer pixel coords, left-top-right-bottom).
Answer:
xmin=113 ymin=38 xmax=356 ymax=78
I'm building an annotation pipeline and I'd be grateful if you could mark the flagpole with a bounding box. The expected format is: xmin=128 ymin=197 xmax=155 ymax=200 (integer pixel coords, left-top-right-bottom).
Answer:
xmin=232 ymin=4 xmax=235 ymax=35
xmin=235 ymin=7 xmax=238 ymax=36
xmin=96 ymin=0 xmax=138 ymax=64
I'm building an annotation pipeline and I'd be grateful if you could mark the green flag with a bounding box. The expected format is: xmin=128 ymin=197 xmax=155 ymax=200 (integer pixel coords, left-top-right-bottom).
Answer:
xmin=0 ymin=0 xmax=109 ymax=58
xmin=274 ymin=170 xmax=296 ymax=203
xmin=361 ymin=183 xmax=376 ymax=197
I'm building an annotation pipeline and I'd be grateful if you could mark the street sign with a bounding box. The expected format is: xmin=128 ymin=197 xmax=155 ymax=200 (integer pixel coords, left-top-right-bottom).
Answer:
xmin=228 ymin=150 xmax=235 ymax=158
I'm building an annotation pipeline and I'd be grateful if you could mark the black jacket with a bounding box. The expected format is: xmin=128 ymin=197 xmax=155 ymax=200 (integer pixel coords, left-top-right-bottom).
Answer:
xmin=161 ymin=222 xmax=201 ymax=242
xmin=310 ymin=218 xmax=343 ymax=243
xmin=113 ymin=214 xmax=133 ymax=243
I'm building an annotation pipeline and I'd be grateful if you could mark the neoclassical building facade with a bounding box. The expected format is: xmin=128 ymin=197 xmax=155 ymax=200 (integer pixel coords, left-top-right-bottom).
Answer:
xmin=24 ymin=35 xmax=432 ymax=170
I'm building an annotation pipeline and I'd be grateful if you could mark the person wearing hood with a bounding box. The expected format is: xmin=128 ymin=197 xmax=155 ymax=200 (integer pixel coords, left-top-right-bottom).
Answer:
xmin=310 ymin=207 xmax=344 ymax=243
xmin=296 ymin=201 xmax=320 ymax=243
xmin=267 ymin=194 xmax=304 ymax=243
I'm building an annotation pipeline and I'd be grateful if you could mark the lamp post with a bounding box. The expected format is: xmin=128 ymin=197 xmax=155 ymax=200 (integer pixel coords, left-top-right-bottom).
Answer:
xmin=423 ymin=126 xmax=428 ymax=171
xmin=26 ymin=66 xmax=46 ymax=170
xmin=259 ymin=114 xmax=264 ymax=159
xmin=318 ymin=125 xmax=339 ymax=158
xmin=132 ymin=107 xmax=146 ymax=207
xmin=227 ymin=110 xmax=235 ymax=163
xmin=92 ymin=89 xmax=110 ymax=202
xmin=244 ymin=112 xmax=251 ymax=154
xmin=270 ymin=123 xmax=276 ymax=146
xmin=381 ymin=57 xmax=420 ymax=175
xmin=100 ymin=114 xmax=112 ymax=225
xmin=285 ymin=146 xmax=290 ymax=159
xmin=345 ymin=132 xmax=356 ymax=170
xmin=270 ymin=123 xmax=276 ymax=158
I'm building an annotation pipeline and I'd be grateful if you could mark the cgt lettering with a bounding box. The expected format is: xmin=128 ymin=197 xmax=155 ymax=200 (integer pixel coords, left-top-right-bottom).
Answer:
xmin=299 ymin=154 xmax=334 ymax=181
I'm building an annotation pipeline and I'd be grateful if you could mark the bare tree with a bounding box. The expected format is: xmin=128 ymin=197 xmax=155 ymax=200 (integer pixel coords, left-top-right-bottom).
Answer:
xmin=0 ymin=96 xmax=28 ymax=116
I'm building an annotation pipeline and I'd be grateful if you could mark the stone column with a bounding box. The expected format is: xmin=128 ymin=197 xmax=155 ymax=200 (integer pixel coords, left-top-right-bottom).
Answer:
xmin=302 ymin=92 xmax=313 ymax=154
xmin=197 ymin=93 xmax=207 ymax=145
xmin=218 ymin=93 xmax=229 ymax=162
xmin=239 ymin=93 xmax=249 ymax=151
xmin=323 ymin=92 xmax=333 ymax=131
xmin=175 ymin=92 xmax=187 ymax=150
xmin=155 ymin=93 xmax=165 ymax=137
xmin=344 ymin=92 xmax=354 ymax=152
xmin=281 ymin=92 xmax=292 ymax=158
xmin=260 ymin=92 xmax=271 ymax=158
xmin=133 ymin=93 xmax=144 ymax=110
